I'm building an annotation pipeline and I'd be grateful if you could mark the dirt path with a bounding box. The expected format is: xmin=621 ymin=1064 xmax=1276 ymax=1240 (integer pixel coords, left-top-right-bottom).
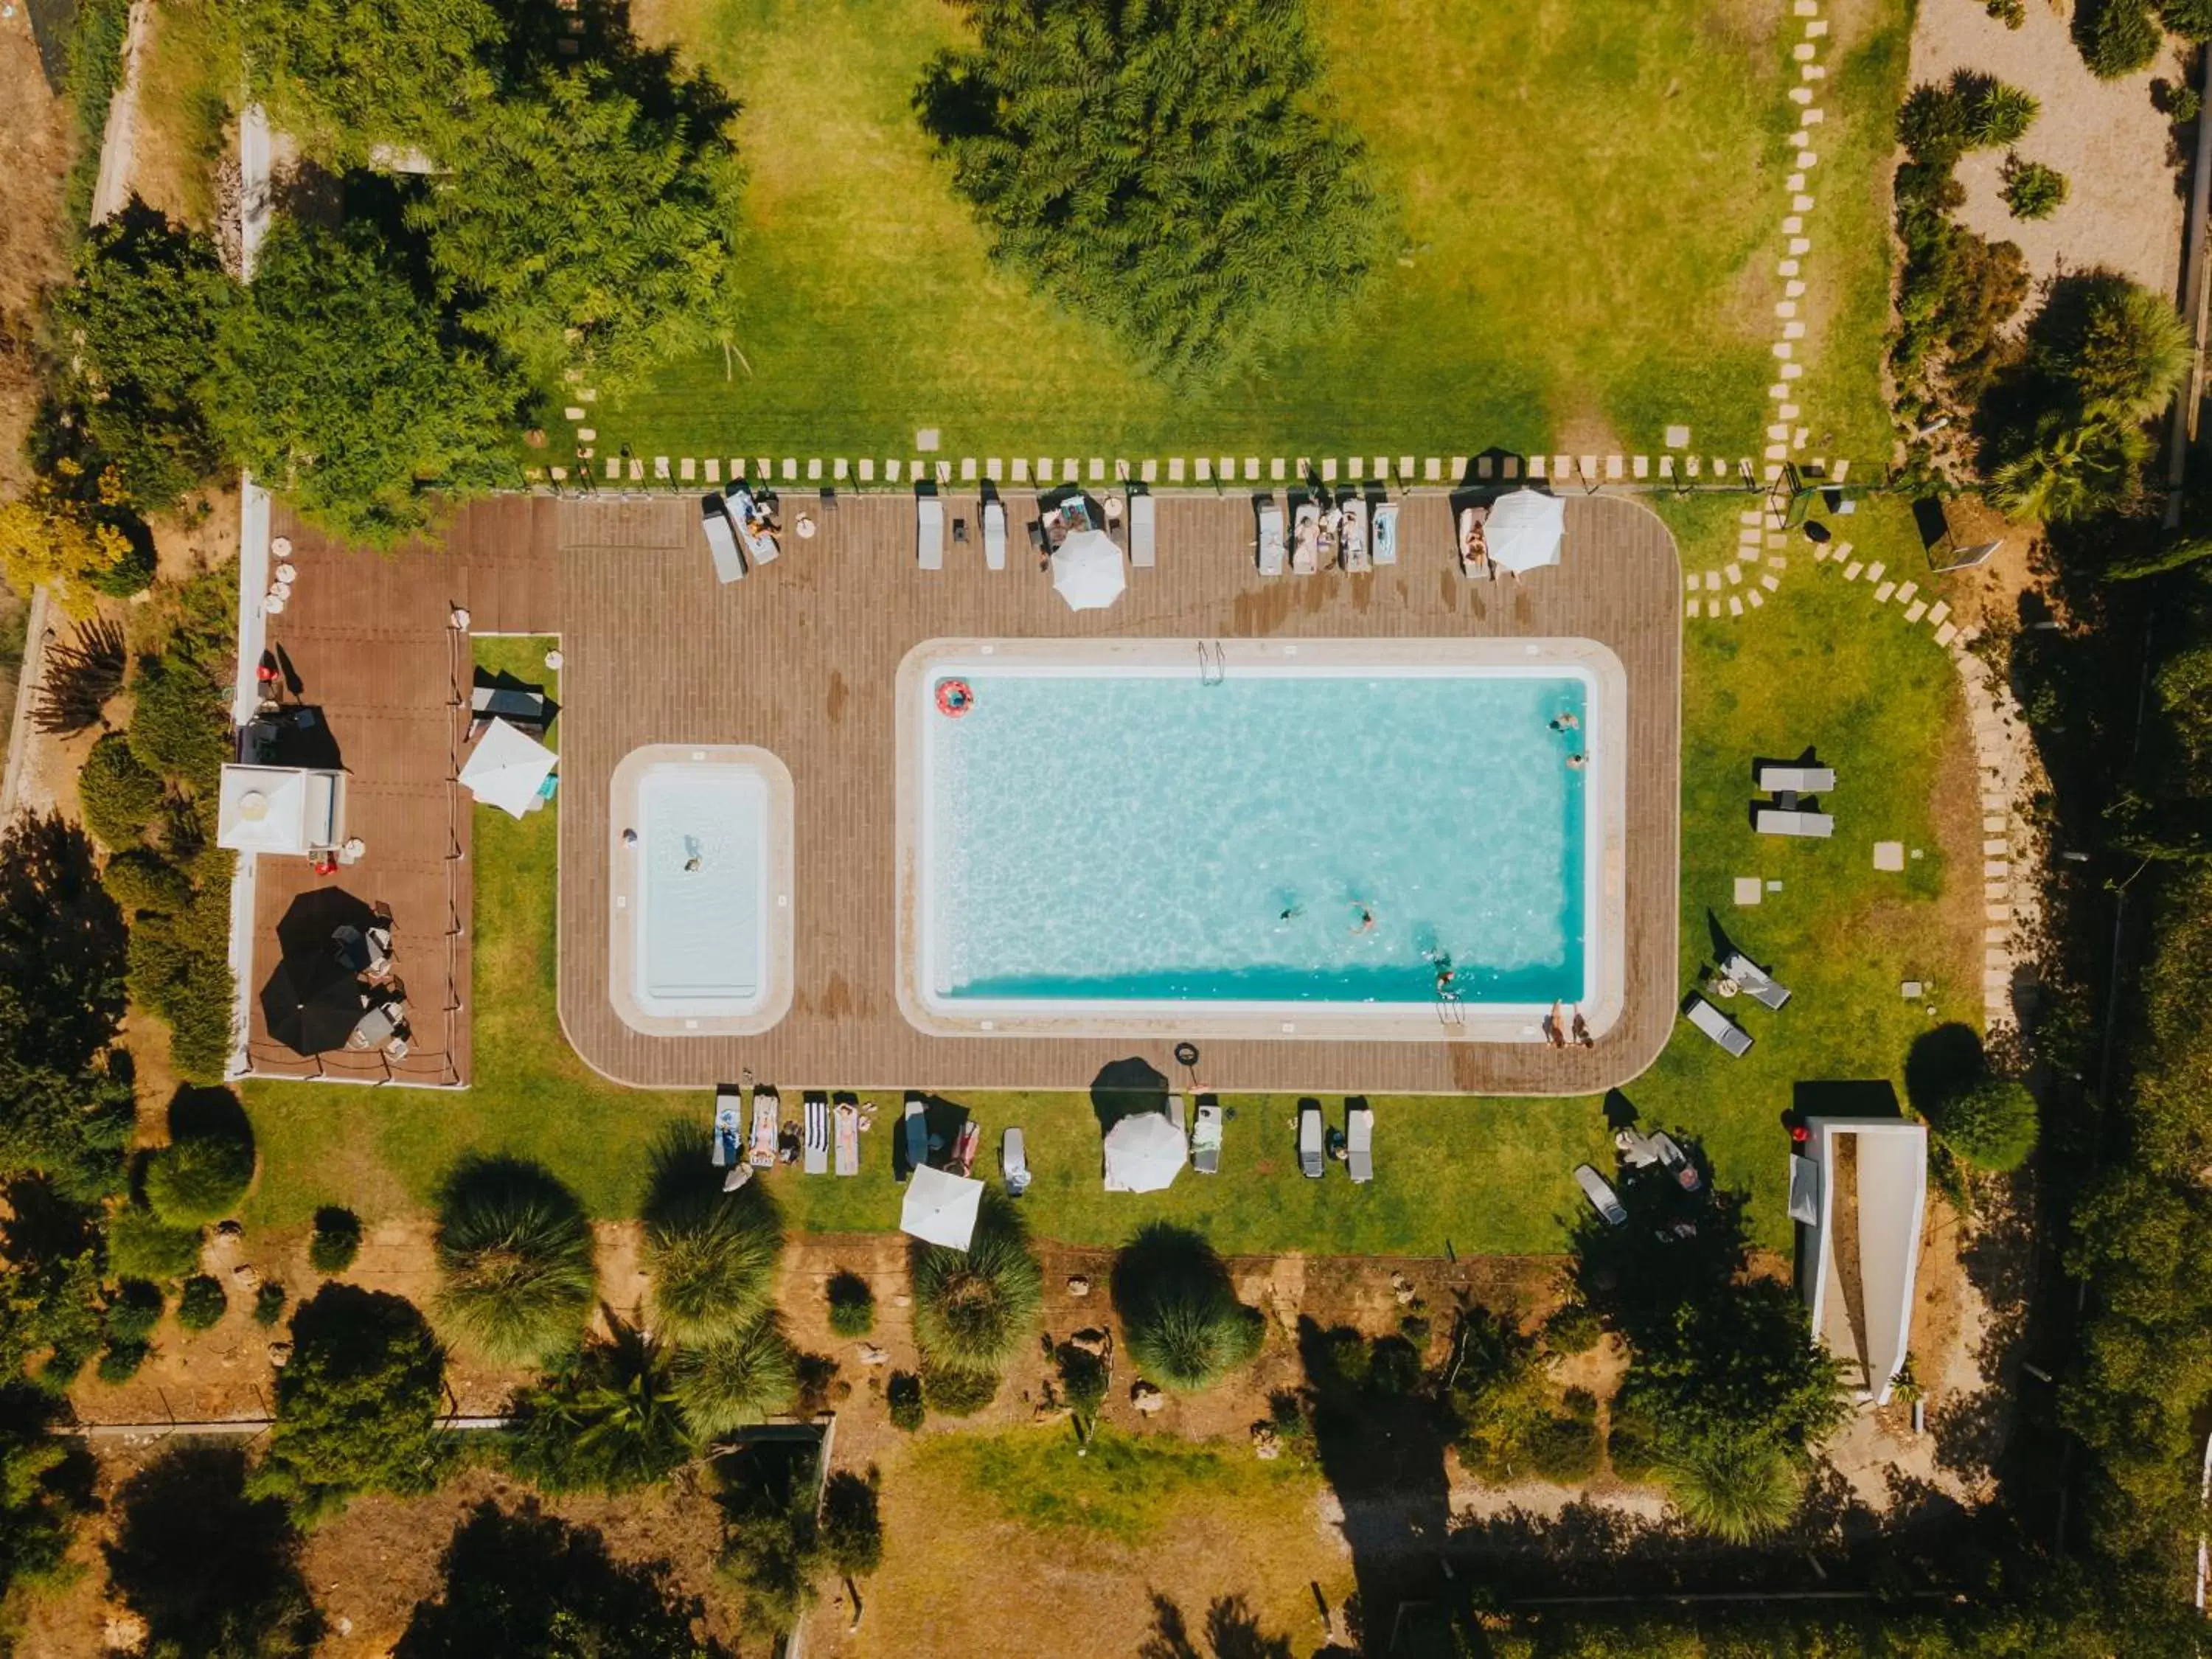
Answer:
xmin=87 ymin=0 xmax=153 ymax=224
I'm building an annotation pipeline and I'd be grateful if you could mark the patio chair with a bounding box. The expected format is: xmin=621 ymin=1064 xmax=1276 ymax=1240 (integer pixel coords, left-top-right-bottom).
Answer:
xmin=1346 ymin=1104 xmax=1374 ymax=1184
xmin=1372 ymin=501 xmax=1399 ymax=565
xmin=1298 ymin=1102 xmax=1324 ymax=1179
xmin=1256 ymin=501 xmax=1286 ymax=576
xmin=1191 ymin=1097 xmax=1222 ymax=1175
xmin=1130 ymin=493 xmax=1156 ymax=568
xmin=950 ymin=1120 xmax=981 ymax=1178
xmin=917 ymin=497 xmax=945 ymax=571
xmin=712 ymin=1085 xmax=743 ymax=1169
xmin=803 ymin=1093 xmax=830 ymax=1175
xmin=1001 ymin=1127 xmax=1032 ymax=1197
xmin=749 ymin=1087 xmax=781 ymax=1168
xmin=983 ymin=501 xmax=1007 ymax=571
xmin=901 ymin=1094 xmax=928 ymax=1181
xmin=700 ymin=495 xmax=745 ymax=584
xmin=1722 ymin=950 xmax=1792 ymax=1010
xmin=1683 ymin=995 xmax=1754 ymax=1057
xmin=1756 ymin=763 xmax=1837 ymax=793
xmin=833 ymin=1097 xmax=860 ymax=1177
xmin=1574 ymin=1164 xmax=1629 ymax=1227
xmin=1754 ymin=807 xmax=1834 ymax=838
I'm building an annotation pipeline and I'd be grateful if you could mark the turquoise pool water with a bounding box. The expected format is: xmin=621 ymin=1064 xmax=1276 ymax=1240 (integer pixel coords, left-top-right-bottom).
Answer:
xmin=920 ymin=665 xmax=1589 ymax=1008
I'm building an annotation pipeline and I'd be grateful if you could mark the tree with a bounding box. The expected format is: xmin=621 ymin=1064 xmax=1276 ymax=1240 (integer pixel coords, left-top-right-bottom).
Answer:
xmin=917 ymin=0 xmax=1380 ymax=380
xmin=126 ymin=653 xmax=229 ymax=793
xmin=207 ymin=222 xmax=525 ymax=549
xmin=1988 ymin=409 xmax=2154 ymax=523
xmin=641 ymin=1127 xmax=782 ymax=1344
xmin=508 ymin=1318 xmax=691 ymax=1495
xmin=0 ymin=479 xmax=133 ymax=619
xmin=231 ymin=0 xmax=500 ymax=166
xmin=669 ymin=1313 xmax=798 ymax=1439
xmin=432 ymin=1155 xmax=595 ymax=1366
xmin=107 ymin=1209 xmax=204 ymax=1283
xmin=1655 ymin=1425 xmax=1802 ymax=1544
xmin=407 ymin=63 xmax=745 ymax=396
xmin=308 ymin=1206 xmax=362 ymax=1273
xmin=395 ymin=1500 xmax=726 ymax=1659
xmin=2166 ymin=0 xmax=2212 ymax=38
xmin=51 ymin=201 xmax=233 ymax=511
xmin=911 ymin=1194 xmax=1042 ymax=1372
xmin=818 ymin=1467 xmax=882 ymax=1582
xmin=252 ymin=1285 xmax=449 ymax=1516
xmin=1929 ymin=1073 xmax=2040 ymax=1171
xmin=0 ymin=1390 xmax=90 ymax=1607
xmin=1113 ymin=1223 xmax=1265 ymax=1392
xmin=144 ymin=1119 xmax=254 ymax=1225
xmin=77 ymin=733 xmax=162 ymax=852
xmin=717 ymin=1459 xmax=821 ymax=1635
xmin=2060 ymin=279 xmax=2193 ymax=421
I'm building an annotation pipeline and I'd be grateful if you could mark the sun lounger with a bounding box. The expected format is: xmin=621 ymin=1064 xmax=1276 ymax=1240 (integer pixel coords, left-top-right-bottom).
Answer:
xmin=982 ymin=501 xmax=1006 ymax=571
xmin=1649 ymin=1130 xmax=1702 ymax=1193
xmin=833 ymin=1098 xmax=860 ymax=1177
xmin=1346 ymin=1104 xmax=1374 ymax=1184
xmin=1256 ymin=501 xmax=1286 ymax=576
xmin=803 ymin=1093 xmax=829 ymax=1175
xmin=949 ymin=1120 xmax=981 ymax=1178
xmin=1613 ymin=1126 xmax=1660 ymax=1167
xmin=917 ymin=497 xmax=944 ymax=570
xmin=700 ymin=495 xmax=745 ymax=584
xmin=1291 ymin=500 xmax=1320 ymax=574
xmin=749 ymin=1087 xmax=781 ymax=1167
xmin=1722 ymin=950 xmax=1792 ymax=1010
xmin=1684 ymin=995 xmax=1753 ymax=1057
xmin=1191 ymin=1097 xmax=1222 ymax=1175
xmin=1755 ymin=808 xmax=1834 ymax=838
xmin=712 ymin=1085 xmax=743 ymax=1168
xmin=1130 ymin=493 xmax=1156 ymax=568
xmin=1001 ymin=1127 xmax=1031 ymax=1196
xmin=1757 ymin=764 xmax=1836 ymax=793
xmin=901 ymin=1094 xmax=928 ymax=1180
xmin=1372 ymin=501 xmax=1399 ymax=565
xmin=1298 ymin=1102 xmax=1324 ymax=1179
xmin=1340 ymin=497 xmax=1370 ymax=571
xmin=725 ymin=487 xmax=779 ymax=566
xmin=1575 ymin=1164 xmax=1628 ymax=1227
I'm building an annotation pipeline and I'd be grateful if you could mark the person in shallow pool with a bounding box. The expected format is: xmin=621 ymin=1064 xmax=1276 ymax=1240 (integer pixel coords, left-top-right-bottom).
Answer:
xmin=1349 ymin=902 xmax=1377 ymax=935
xmin=1550 ymin=712 xmax=1580 ymax=732
xmin=1565 ymin=752 xmax=1587 ymax=771
xmin=1279 ymin=900 xmax=1304 ymax=923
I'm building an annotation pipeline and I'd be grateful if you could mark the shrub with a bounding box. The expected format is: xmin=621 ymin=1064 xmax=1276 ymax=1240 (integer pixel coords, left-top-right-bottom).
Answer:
xmin=101 ymin=849 xmax=191 ymax=916
xmin=78 ymin=734 xmax=162 ymax=850
xmin=911 ymin=1195 xmax=1041 ymax=1373
xmin=253 ymin=1284 xmax=449 ymax=1514
xmin=176 ymin=1273 xmax=226 ymax=1332
xmin=1987 ymin=0 xmax=2025 ymax=23
xmin=1658 ymin=1427 xmax=1802 ymax=1543
xmin=887 ymin=1371 xmax=925 ymax=1432
xmin=432 ymin=1155 xmax=595 ymax=1366
xmin=1526 ymin=1405 xmax=1604 ymax=1483
xmin=671 ymin=1314 xmax=799 ymax=1439
xmin=919 ymin=1361 xmax=999 ymax=1418
xmin=125 ymin=655 xmax=227 ymax=793
xmin=2078 ymin=0 xmax=2163 ymax=80
xmin=308 ymin=1206 xmax=361 ymax=1273
xmin=507 ymin=1321 xmax=689 ymax=1495
xmin=641 ymin=1125 xmax=782 ymax=1343
xmin=99 ymin=1341 xmax=150 ymax=1383
xmin=2063 ymin=279 xmax=2194 ymax=420
xmin=820 ymin=1468 xmax=883 ymax=1581
xmin=1966 ymin=77 xmax=2039 ymax=147
xmin=1543 ymin=1302 xmax=1603 ymax=1356
xmin=1897 ymin=83 xmax=1971 ymax=164
xmin=826 ymin=1270 xmax=875 ymax=1338
xmin=2001 ymin=156 xmax=2069 ymax=220
xmin=90 ymin=535 xmax=156 ymax=599
xmin=144 ymin=1125 xmax=254 ymax=1226
xmin=254 ymin=1282 xmax=288 ymax=1327
xmin=2165 ymin=0 xmax=2212 ymax=36
xmin=108 ymin=1210 xmax=202 ymax=1282
xmin=1112 ymin=1223 xmax=1263 ymax=1393
xmin=1607 ymin=1399 xmax=1661 ymax=1481
xmin=1930 ymin=1074 xmax=2041 ymax=1171
xmin=104 ymin=1279 xmax=163 ymax=1345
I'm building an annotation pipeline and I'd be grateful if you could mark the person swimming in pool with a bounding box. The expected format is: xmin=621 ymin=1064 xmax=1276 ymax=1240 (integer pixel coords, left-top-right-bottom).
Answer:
xmin=1550 ymin=711 xmax=1581 ymax=732
xmin=1350 ymin=902 xmax=1377 ymax=935
xmin=682 ymin=834 xmax=703 ymax=873
xmin=1279 ymin=900 xmax=1304 ymax=923
xmin=1565 ymin=752 xmax=1587 ymax=771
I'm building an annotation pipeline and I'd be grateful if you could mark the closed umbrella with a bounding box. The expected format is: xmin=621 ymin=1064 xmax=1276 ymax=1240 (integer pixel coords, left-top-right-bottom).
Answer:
xmin=1051 ymin=529 xmax=1126 ymax=612
xmin=900 ymin=1164 xmax=984 ymax=1251
xmin=1486 ymin=489 xmax=1565 ymax=573
xmin=261 ymin=953 xmax=368 ymax=1055
xmin=1103 ymin=1110 xmax=1186 ymax=1193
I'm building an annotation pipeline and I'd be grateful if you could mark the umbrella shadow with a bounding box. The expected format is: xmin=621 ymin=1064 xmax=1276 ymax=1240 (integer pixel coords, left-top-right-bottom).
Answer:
xmin=893 ymin=1093 xmax=973 ymax=1181
xmin=1090 ymin=1057 xmax=1169 ymax=1137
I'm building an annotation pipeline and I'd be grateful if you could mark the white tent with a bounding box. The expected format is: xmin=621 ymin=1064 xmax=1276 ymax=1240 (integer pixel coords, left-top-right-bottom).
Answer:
xmin=459 ymin=718 xmax=557 ymax=818
xmin=900 ymin=1164 xmax=984 ymax=1251
xmin=1051 ymin=528 xmax=1127 ymax=612
xmin=1103 ymin=1110 xmax=1186 ymax=1193
xmin=217 ymin=764 xmax=345 ymax=855
xmin=1486 ymin=489 xmax=1565 ymax=573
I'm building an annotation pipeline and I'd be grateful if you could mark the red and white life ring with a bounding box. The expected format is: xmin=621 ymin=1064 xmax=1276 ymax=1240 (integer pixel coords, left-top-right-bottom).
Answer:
xmin=935 ymin=678 xmax=975 ymax=717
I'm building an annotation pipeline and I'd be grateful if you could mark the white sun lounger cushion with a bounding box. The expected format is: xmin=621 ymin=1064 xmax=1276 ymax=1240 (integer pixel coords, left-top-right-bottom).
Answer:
xmin=1686 ymin=995 xmax=1753 ymax=1057
xmin=1756 ymin=809 xmax=1834 ymax=838
xmin=1757 ymin=765 xmax=1836 ymax=793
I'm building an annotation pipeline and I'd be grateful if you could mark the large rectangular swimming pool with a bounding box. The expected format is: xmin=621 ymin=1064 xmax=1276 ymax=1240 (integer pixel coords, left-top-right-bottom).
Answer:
xmin=898 ymin=639 xmax=1626 ymax=1043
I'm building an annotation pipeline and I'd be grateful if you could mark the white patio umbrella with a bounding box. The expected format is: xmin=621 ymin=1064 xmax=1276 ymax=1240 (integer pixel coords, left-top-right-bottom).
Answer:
xmin=1103 ymin=1110 xmax=1186 ymax=1193
xmin=1051 ymin=528 xmax=1127 ymax=612
xmin=458 ymin=717 xmax=557 ymax=818
xmin=900 ymin=1164 xmax=984 ymax=1251
xmin=1486 ymin=488 xmax=1565 ymax=573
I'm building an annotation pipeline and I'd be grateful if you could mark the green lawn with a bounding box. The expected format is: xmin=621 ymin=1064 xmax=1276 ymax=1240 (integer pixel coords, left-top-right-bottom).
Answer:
xmin=243 ymin=537 xmax=1969 ymax=1259
xmin=592 ymin=0 xmax=1905 ymax=467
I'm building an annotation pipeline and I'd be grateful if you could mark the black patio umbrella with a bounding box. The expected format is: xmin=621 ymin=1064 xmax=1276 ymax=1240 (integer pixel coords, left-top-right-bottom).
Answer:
xmin=260 ymin=952 xmax=368 ymax=1057
xmin=273 ymin=887 xmax=380 ymax=965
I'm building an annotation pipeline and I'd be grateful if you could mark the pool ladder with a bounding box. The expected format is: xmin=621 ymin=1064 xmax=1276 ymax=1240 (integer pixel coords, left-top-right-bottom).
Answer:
xmin=1197 ymin=641 xmax=1226 ymax=686
xmin=1435 ymin=988 xmax=1465 ymax=1027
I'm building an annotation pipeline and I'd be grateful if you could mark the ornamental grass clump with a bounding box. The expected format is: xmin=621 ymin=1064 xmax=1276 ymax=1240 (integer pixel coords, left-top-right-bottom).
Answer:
xmin=432 ymin=1155 xmax=595 ymax=1366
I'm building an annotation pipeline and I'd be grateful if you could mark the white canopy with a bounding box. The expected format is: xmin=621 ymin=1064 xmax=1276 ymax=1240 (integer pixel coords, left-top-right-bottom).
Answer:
xmin=1486 ymin=489 xmax=1565 ymax=573
xmin=459 ymin=718 xmax=557 ymax=818
xmin=217 ymin=764 xmax=344 ymax=855
xmin=1103 ymin=1110 xmax=1186 ymax=1193
xmin=1051 ymin=529 xmax=1126 ymax=612
xmin=900 ymin=1164 xmax=984 ymax=1251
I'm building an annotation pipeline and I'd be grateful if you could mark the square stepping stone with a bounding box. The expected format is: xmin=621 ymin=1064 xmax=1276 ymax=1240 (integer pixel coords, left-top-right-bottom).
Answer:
xmin=1503 ymin=456 xmax=1520 ymax=479
xmin=704 ymin=458 xmax=720 ymax=482
xmin=1874 ymin=581 xmax=1896 ymax=602
xmin=1062 ymin=457 xmax=1079 ymax=480
xmin=1089 ymin=458 xmax=1106 ymax=481
xmin=1011 ymin=458 xmax=1028 ymax=481
xmin=808 ymin=458 xmax=824 ymax=481
xmin=1168 ymin=457 xmax=1186 ymax=482
xmin=1873 ymin=842 xmax=1905 ymax=872
xmin=1842 ymin=561 xmax=1863 ymax=580
xmin=1686 ymin=598 xmax=1701 ymax=619
xmin=1705 ymin=570 xmax=1722 ymax=591
xmin=563 ymin=406 xmax=586 ymax=422
xmin=1767 ymin=880 xmax=1784 ymax=893
xmin=679 ymin=458 xmax=697 ymax=481
xmin=1270 ymin=457 xmax=1286 ymax=481
xmin=1761 ymin=574 xmax=1780 ymax=591
xmin=1769 ymin=556 xmax=1788 ymax=570
xmin=1896 ymin=580 xmax=1918 ymax=603
xmin=916 ymin=428 xmax=940 ymax=452
xmin=1927 ymin=600 xmax=1950 ymax=624
xmin=1725 ymin=563 xmax=1744 ymax=585
xmin=1659 ymin=456 xmax=1675 ymax=478
xmin=1904 ymin=601 xmax=1927 ymax=622
xmin=1666 ymin=425 xmax=1691 ymax=448
xmin=1141 ymin=459 xmax=1158 ymax=483
xmin=1935 ymin=622 xmax=1959 ymax=646
xmin=1706 ymin=599 xmax=1722 ymax=618
xmin=1477 ymin=456 xmax=1494 ymax=479
xmin=886 ymin=459 xmax=902 ymax=481
xmin=1728 ymin=595 xmax=1744 ymax=616
xmin=653 ymin=456 xmax=670 ymax=479
xmin=1902 ymin=981 xmax=1924 ymax=999
xmin=1632 ymin=455 xmax=1649 ymax=478
xmin=603 ymin=457 xmax=619 ymax=480
xmin=1322 ymin=458 xmax=1338 ymax=482
xmin=960 ymin=458 xmax=977 ymax=481
xmin=1747 ymin=588 xmax=1765 ymax=609
xmin=1733 ymin=877 xmax=1763 ymax=906
xmin=1195 ymin=457 xmax=1212 ymax=481
xmin=1528 ymin=455 xmax=1548 ymax=478
xmin=628 ymin=459 xmax=644 ymax=481
xmin=1037 ymin=458 xmax=1054 ymax=481
xmin=1427 ymin=457 xmax=1444 ymax=481
xmin=1982 ymin=838 xmax=2009 ymax=856
xmin=1246 ymin=457 xmax=1263 ymax=480
xmin=1983 ymin=859 xmax=2011 ymax=879
xmin=860 ymin=458 xmax=877 ymax=481
xmin=1864 ymin=560 xmax=1885 ymax=582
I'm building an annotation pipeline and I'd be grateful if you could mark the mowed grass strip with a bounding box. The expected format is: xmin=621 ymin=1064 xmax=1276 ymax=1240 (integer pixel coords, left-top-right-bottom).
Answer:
xmin=607 ymin=0 xmax=1854 ymax=463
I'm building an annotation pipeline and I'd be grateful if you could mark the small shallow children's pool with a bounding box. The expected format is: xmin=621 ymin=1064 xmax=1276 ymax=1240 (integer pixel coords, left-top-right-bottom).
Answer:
xmin=897 ymin=639 xmax=1626 ymax=1042
xmin=609 ymin=745 xmax=793 ymax=1037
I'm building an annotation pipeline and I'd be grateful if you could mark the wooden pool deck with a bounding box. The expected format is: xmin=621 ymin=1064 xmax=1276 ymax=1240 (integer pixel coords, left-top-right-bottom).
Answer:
xmin=241 ymin=488 xmax=1679 ymax=1095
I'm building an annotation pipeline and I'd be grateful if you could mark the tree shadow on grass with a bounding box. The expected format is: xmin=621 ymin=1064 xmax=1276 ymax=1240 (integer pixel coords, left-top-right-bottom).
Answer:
xmin=106 ymin=1444 xmax=321 ymax=1658
xmin=1138 ymin=1590 xmax=1295 ymax=1659
xmin=639 ymin=1117 xmax=785 ymax=1241
xmin=1903 ymin=1023 xmax=1986 ymax=1119
xmin=0 ymin=814 xmax=126 ymax=1069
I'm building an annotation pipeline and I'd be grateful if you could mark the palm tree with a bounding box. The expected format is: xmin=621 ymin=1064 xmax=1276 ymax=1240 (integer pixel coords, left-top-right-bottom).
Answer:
xmin=911 ymin=1195 xmax=1042 ymax=1373
xmin=1658 ymin=1427 xmax=1801 ymax=1543
xmin=2065 ymin=279 xmax=2191 ymax=422
xmin=641 ymin=1124 xmax=784 ymax=1343
xmin=517 ymin=1317 xmax=691 ymax=1493
xmin=671 ymin=1312 xmax=799 ymax=1439
xmin=432 ymin=1155 xmax=596 ymax=1366
xmin=1987 ymin=410 xmax=2152 ymax=524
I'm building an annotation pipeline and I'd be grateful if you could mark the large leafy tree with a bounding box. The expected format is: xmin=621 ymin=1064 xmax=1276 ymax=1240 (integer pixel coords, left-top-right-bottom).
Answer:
xmin=408 ymin=63 xmax=745 ymax=396
xmin=917 ymin=0 xmax=1380 ymax=380
xmin=231 ymin=0 xmax=500 ymax=165
xmin=207 ymin=222 xmax=526 ymax=549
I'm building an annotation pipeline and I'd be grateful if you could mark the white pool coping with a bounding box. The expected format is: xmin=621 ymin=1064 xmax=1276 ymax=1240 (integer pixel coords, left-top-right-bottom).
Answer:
xmin=609 ymin=744 xmax=796 ymax=1037
xmin=894 ymin=636 xmax=1628 ymax=1044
